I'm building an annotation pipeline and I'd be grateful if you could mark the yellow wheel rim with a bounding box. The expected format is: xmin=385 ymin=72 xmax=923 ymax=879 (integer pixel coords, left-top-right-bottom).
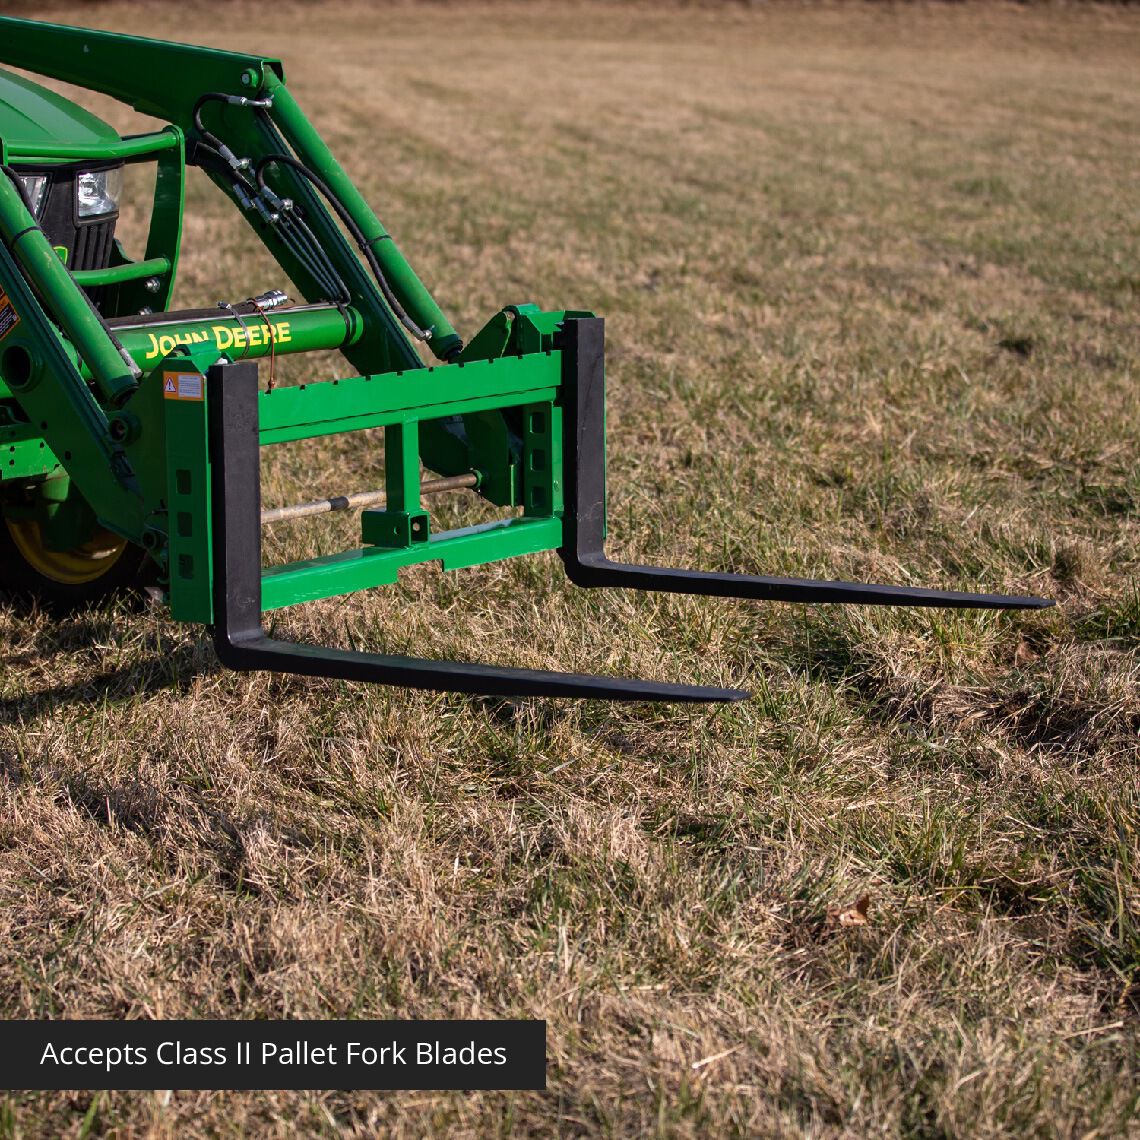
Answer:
xmin=5 ymin=518 xmax=127 ymax=586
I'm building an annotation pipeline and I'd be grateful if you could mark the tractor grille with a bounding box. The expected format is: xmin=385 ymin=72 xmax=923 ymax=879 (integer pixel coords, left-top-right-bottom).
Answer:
xmin=70 ymin=218 xmax=116 ymax=273
xmin=19 ymin=160 xmax=122 ymax=313
xmin=71 ymin=217 xmax=117 ymax=311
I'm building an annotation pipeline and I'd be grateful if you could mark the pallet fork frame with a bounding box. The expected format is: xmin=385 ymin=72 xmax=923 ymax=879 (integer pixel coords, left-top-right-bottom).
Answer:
xmin=0 ymin=17 xmax=1050 ymax=703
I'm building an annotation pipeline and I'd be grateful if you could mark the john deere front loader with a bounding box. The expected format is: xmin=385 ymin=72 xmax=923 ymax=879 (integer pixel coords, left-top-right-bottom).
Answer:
xmin=0 ymin=17 xmax=1050 ymax=703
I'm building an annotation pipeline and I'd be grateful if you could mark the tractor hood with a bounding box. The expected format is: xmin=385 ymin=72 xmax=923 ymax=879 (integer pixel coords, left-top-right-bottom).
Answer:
xmin=0 ymin=66 xmax=119 ymax=153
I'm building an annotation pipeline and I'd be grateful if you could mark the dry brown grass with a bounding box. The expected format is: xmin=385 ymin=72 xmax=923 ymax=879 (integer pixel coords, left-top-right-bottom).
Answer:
xmin=1 ymin=2 xmax=1138 ymax=1135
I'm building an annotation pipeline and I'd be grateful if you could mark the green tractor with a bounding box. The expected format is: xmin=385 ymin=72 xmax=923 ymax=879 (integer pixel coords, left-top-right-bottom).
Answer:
xmin=0 ymin=16 xmax=1049 ymax=702
xmin=0 ymin=64 xmax=148 ymax=600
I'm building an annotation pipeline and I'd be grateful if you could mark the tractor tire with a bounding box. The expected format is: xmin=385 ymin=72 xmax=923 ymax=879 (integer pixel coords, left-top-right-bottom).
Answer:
xmin=0 ymin=516 xmax=153 ymax=611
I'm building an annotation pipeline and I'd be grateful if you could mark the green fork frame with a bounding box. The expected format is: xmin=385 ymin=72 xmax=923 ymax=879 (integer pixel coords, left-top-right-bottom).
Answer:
xmin=0 ymin=17 xmax=1050 ymax=702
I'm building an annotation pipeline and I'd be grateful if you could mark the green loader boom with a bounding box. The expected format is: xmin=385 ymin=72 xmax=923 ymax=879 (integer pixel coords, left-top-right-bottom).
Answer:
xmin=0 ymin=16 xmax=1051 ymax=702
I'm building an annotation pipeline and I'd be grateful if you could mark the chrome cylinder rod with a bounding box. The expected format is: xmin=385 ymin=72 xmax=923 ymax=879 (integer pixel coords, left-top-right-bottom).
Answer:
xmin=261 ymin=473 xmax=478 ymax=525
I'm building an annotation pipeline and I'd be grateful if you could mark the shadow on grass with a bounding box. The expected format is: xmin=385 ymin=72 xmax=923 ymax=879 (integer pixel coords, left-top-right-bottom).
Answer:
xmin=781 ymin=609 xmax=1139 ymax=759
xmin=0 ymin=637 xmax=213 ymax=725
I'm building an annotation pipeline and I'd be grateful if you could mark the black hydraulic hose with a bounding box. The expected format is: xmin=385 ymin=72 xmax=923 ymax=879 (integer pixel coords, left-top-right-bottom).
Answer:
xmin=277 ymin=212 xmax=352 ymax=306
xmin=194 ymin=92 xmax=459 ymax=353
xmin=192 ymin=93 xmax=263 ymax=192
xmin=192 ymin=93 xmax=226 ymax=147
xmin=254 ymin=152 xmax=436 ymax=345
xmin=188 ymin=121 xmax=351 ymax=305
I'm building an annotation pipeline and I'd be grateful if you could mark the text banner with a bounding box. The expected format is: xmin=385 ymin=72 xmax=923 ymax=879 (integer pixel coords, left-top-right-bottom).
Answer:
xmin=1 ymin=1020 xmax=546 ymax=1090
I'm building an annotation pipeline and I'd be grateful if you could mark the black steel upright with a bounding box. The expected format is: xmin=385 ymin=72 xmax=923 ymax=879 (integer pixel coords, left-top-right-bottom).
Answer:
xmin=558 ymin=317 xmax=1050 ymax=611
xmin=207 ymin=360 xmax=748 ymax=702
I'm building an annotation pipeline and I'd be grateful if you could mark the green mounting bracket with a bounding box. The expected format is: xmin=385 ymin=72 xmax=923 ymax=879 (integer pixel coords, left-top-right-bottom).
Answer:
xmin=361 ymin=508 xmax=430 ymax=549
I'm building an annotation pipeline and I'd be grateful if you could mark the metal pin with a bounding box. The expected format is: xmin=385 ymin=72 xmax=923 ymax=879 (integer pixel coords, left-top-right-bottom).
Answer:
xmin=261 ymin=473 xmax=478 ymax=525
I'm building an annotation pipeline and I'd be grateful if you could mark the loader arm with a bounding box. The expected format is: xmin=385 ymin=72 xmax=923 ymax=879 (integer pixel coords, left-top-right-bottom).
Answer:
xmin=0 ymin=15 xmax=460 ymax=370
xmin=0 ymin=16 xmax=1051 ymax=704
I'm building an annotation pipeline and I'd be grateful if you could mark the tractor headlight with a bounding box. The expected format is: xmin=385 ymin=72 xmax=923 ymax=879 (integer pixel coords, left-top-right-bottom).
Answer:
xmin=17 ymin=173 xmax=48 ymax=216
xmin=76 ymin=168 xmax=122 ymax=219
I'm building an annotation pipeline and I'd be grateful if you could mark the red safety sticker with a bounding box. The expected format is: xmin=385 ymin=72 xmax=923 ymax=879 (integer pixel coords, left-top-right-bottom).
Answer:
xmin=163 ymin=371 xmax=205 ymax=401
xmin=0 ymin=288 xmax=20 ymax=343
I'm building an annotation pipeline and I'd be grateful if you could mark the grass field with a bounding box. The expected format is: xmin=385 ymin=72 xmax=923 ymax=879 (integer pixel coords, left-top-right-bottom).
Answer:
xmin=1 ymin=1 xmax=1138 ymax=1135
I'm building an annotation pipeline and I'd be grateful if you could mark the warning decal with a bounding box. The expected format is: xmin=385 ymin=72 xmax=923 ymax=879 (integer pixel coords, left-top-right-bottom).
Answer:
xmin=0 ymin=288 xmax=19 ymax=343
xmin=163 ymin=371 xmax=205 ymax=401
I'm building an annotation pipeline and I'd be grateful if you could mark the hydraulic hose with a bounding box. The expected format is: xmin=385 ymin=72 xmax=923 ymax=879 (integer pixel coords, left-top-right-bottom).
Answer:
xmin=192 ymin=92 xmax=465 ymax=357
xmin=193 ymin=93 xmax=441 ymax=349
xmin=254 ymin=152 xmax=440 ymax=347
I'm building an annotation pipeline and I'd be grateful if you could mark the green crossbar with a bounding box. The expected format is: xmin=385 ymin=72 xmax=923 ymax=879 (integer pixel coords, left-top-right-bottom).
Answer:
xmin=261 ymin=516 xmax=562 ymax=610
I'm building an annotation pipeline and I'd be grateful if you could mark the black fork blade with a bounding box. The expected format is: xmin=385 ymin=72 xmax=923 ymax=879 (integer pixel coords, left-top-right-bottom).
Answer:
xmin=207 ymin=360 xmax=747 ymax=704
xmin=569 ymin=554 xmax=1052 ymax=610
xmin=559 ymin=316 xmax=1054 ymax=615
xmin=215 ymin=631 xmax=749 ymax=703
